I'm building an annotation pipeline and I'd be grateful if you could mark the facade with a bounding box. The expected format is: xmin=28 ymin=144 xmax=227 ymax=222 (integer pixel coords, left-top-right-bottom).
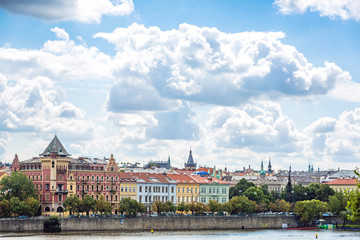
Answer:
xmin=145 ymin=156 xmax=171 ymax=169
xmin=12 ymin=136 xmax=137 ymax=214
xmin=325 ymin=179 xmax=358 ymax=192
xmin=191 ymin=175 xmax=229 ymax=204
xmin=129 ymin=172 xmax=177 ymax=211
xmin=168 ymin=174 xmax=199 ymax=204
xmin=10 ymin=135 xmax=230 ymax=215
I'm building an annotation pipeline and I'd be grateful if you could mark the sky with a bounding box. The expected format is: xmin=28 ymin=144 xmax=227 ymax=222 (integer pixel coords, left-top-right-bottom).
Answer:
xmin=0 ymin=0 xmax=360 ymax=172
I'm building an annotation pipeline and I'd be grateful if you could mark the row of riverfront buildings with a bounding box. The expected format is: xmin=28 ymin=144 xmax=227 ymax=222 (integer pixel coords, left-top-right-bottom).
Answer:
xmin=8 ymin=136 xmax=229 ymax=214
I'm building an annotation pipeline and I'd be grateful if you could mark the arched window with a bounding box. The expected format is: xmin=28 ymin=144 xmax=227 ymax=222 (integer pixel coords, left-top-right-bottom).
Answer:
xmin=52 ymin=161 xmax=55 ymax=168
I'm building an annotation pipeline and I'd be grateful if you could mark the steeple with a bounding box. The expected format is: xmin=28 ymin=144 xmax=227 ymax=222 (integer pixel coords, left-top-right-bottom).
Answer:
xmin=261 ymin=159 xmax=264 ymax=171
xmin=11 ymin=154 xmax=20 ymax=172
xmin=286 ymin=165 xmax=293 ymax=202
xmin=184 ymin=148 xmax=197 ymax=170
xmin=40 ymin=135 xmax=71 ymax=158
xmin=106 ymin=154 xmax=118 ymax=172
xmin=167 ymin=155 xmax=171 ymax=169
xmin=268 ymin=157 xmax=272 ymax=174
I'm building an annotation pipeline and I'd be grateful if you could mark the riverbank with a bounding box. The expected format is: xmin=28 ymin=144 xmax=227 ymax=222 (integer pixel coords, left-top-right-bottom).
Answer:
xmin=0 ymin=216 xmax=298 ymax=232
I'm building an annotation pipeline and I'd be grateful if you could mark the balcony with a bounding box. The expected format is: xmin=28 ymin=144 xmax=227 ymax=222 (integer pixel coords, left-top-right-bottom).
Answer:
xmin=55 ymin=189 xmax=69 ymax=194
xmin=56 ymin=167 xmax=67 ymax=173
xmin=80 ymin=180 xmax=88 ymax=184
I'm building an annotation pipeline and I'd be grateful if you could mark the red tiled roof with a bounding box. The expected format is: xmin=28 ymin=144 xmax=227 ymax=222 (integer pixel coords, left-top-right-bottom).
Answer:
xmin=325 ymin=179 xmax=358 ymax=185
xmin=128 ymin=172 xmax=176 ymax=184
xmin=189 ymin=175 xmax=229 ymax=185
xmin=167 ymin=174 xmax=198 ymax=184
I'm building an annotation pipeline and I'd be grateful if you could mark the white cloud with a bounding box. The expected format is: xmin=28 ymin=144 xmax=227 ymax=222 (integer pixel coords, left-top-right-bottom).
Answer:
xmin=0 ymin=73 xmax=94 ymax=138
xmin=207 ymin=101 xmax=305 ymax=153
xmin=0 ymin=0 xmax=134 ymax=23
xmin=94 ymin=23 xmax=351 ymax=111
xmin=51 ymin=27 xmax=69 ymax=41
xmin=274 ymin=0 xmax=360 ymax=21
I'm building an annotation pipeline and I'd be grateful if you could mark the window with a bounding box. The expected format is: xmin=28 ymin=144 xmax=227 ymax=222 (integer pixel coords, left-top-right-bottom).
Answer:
xmin=107 ymin=177 xmax=109 ymax=182
xmin=139 ymin=196 xmax=142 ymax=203
xmin=222 ymin=188 xmax=226 ymax=194
xmin=46 ymin=194 xmax=50 ymax=201
xmin=216 ymin=188 xmax=219 ymax=194
xmin=59 ymin=194 xmax=62 ymax=202
xmin=139 ymin=186 xmax=142 ymax=192
xmin=129 ymin=187 xmax=132 ymax=192
xmin=125 ymin=187 xmax=128 ymax=192
xmin=182 ymin=187 xmax=185 ymax=193
xmin=45 ymin=184 xmax=50 ymax=191
xmin=92 ymin=176 xmax=94 ymax=181
xmin=209 ymin=188 xmax=211 ymax=193
xmin=133 ymin=187 xmax=136 ymax=192
xmin=97 ymin=176 xmax=99 ymax=182
xmin=222 ymin=198 xmax=226 ymax=203
xmin=52 ymin=161 xmax=54 ymax=168
xmin=106 ymin=195 xmax=108 ymax=201
xmin=178 ymin=188 xmax=180 ymax=193
xmin=178 ymin=197 xmax=180 ymax=202
xmin=77 ymin=185 xmax=80 ymax=190
xmin=121 ymin=187 xmax=124 ymax=192
xmin=70 ymin=185 xmax=73 ymax=190
xmin=101 ymin=176 xmax=103 ymax=181
xmin=195 ymin=188 xmax=198 ymax=193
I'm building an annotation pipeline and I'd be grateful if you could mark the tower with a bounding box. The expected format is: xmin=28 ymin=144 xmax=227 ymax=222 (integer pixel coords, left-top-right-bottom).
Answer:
xmin=286 ymin=165 xmax=293 ymax=202
xmin=268 ymin=157 xmax=272 ymax=174
xmin=184 ymin=148 xmax=197 ymax=170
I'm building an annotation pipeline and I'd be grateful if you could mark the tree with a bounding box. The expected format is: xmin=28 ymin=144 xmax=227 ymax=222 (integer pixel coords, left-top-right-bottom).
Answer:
xmin=229 ymin=179 xmax=255 ymax=199
xmin=118 ymin=197 xmax=145 ymax=217
xmin=152 ymin=201 xmax=168 ymax=216
xmin=191 ymin=202 xmax=209 ymax=215
xmin=294 ymin=200 xmax=328 ymax=226
xmin=95 ymin=195 xmax=112 ymax=215
xmin=244 ymin=186 xmax=267 ymax=204
xmin=228 ymin=196 xmax=256 ymax=214
xmin=346 ymin=168 xmax=360 ymax=222
xmin=222 ymin=202 xmax=233 ymax=214
xmin=63 ymin=195 xmax=81 ymax=216
xmin=0 ymin=171 xmax=37 ymax=201
xmin=177 ymin=202 xmax=190 ymax=213
xmin=0 ymin=199 xmax=10 ymax=218
xmin=9 ymin=197 xmax=27 ymax=217
xmin=165 ymin=201 xmax=176 ymax=213
xmin=316 ymin=184 xmax=335 ymax=202
xmin=79 ymin=195 xmax=97 ymax=216
xmin=328 ymin=191 xmax=347 ymax=216
xmin=269 ymin=199 xmax=291 ymax=212
xmin=24 ymin=197 xmax=41 ymax=217
xmin=208 ymin=200 xmax=222 ymax=214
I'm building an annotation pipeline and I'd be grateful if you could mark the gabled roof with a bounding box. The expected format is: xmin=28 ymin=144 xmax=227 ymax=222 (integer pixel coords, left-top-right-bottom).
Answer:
xmin=128 ymin=172 xmax=177 ymax=184
xmin=168 ymin=174 xmax=198 ymax=184
xmin=40 ymin=135 xmax=71 ymax=157
xmin=325 ymin=178 xmax=358 ymax=185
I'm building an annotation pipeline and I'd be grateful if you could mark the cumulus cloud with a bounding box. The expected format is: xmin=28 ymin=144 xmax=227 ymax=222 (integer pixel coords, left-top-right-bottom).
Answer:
xmin=0 ymin=0 xmax=134 ymax=23
xmin=0 ymin=73 xmax=94 ymax=138
xmin=274 ymin=0 xmax=360 ymax=21
xmin=305 ymin=108 xmax=360 ymax=162
xmin=207 ymin=101 xmax=305 ymax=153
xmin=94 ymin=23 xmax=351 ymax=111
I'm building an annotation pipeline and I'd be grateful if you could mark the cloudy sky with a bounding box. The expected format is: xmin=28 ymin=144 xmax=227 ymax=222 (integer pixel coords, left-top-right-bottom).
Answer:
xmin=0 ymin=0 xmax=360 ymax=171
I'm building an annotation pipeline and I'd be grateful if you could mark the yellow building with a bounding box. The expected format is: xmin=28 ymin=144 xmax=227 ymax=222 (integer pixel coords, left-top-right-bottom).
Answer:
xmin=168 ymin=174 xmax=199 ymax=204
xmin=119 ymin=172 xmax=137 ymax=200
xmin=325 ymin=179 xmax=358 ymax=192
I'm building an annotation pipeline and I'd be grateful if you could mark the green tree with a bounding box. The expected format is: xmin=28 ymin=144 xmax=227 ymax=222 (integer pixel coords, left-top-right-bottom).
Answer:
xmin=177 ymin=202 xmax=190 ymax=213
xmin=328 ymin=191 xmax=347 ymax=216
xmin=192 ymin=202 xmax=209 ymax=215
xmin=95 ymin=195 xmax=112 ymax=215
xmin=152 ymin=201 xmax=168 ymax=216
xmin=269 ymin=199 xmax=291 ymax=212
xmin=165 ymin=201 xmax=176 ymax=213
xmin=63 ymin=195 xmax=81 ymax=216
xmin=24 ymin=197 xmax=40 ymax=217
xmin=118 ymin=197 xmax=145 ymax=217
xmin=244 ymin=186 xmax=267 ymax=204
xmin=222 ymin=202 xmax=233 ymax=214
xmin=9 ymin=197 xmax=27 ymax=216
xmin=345 ymin=168 xmax=360 ymax=222
xmin=79 ymin=195 xmax=97 ymax=216
xmin=0 ymin=171 xmax=37 ymax=201
xmin=0 ymin=199 xmax=10 ymax=218
xmin=208 ymin=200 xmax=222 ymax=214
xmin=229 ymin=179 xmax=255 ymax=199
xmin=294 ymin=199 xmax=328 ymax=226
xmin=317 ymin=184 xmax=335 ymax=202
xmin=228 ymin=196 xmax=256 ymax=214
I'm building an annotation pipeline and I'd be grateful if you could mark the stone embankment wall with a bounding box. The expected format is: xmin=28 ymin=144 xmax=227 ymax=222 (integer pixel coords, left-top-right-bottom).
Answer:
xmin=0 ymin=216 xmax=298 ymax=232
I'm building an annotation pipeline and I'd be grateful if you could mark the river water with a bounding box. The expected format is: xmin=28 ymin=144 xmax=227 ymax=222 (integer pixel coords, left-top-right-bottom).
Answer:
xmin=1 ymin=230 xmax=360 ymax=240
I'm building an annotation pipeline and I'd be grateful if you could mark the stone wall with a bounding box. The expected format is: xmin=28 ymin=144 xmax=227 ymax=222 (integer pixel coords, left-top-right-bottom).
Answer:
xmin=0 ymin=216 xmax=298 ymax=232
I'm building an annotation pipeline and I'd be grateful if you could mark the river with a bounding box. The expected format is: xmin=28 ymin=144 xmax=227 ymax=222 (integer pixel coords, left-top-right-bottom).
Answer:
xmin=1 ymin=230 xmax=360 ymax=240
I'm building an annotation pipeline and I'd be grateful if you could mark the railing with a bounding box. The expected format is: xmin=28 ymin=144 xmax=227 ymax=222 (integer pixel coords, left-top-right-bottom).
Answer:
xmin=55 ymin=189 xmax=69 ymax=194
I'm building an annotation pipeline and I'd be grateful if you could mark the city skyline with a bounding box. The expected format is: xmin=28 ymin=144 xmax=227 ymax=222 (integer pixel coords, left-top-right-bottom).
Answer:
xmin=0 ymin=1 xmax=360 ymax=171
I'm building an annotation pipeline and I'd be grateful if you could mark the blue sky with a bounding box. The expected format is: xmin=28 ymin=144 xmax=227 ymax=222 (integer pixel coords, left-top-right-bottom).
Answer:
xmin=0 ymin=0 xmax=360 ymax=171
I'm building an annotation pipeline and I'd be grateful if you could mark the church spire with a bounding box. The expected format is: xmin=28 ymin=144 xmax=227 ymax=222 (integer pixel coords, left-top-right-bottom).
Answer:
xmin=184 ymin=148 xmax=196 ymax=170
xmin=268 ymin=157 xmax=272 ymax=174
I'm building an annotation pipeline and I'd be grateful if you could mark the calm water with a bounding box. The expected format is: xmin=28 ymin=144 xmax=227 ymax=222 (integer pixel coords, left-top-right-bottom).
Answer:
xmin=1 ymin=230 xmax=360 ymax=240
